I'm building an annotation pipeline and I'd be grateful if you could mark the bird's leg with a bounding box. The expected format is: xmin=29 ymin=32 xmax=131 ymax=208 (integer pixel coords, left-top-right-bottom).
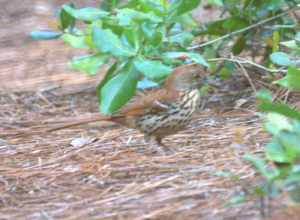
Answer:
xmin=143 ymin=135 xmax=171 ymax=154
xmin=154 ymin=136 xmax=163 ymax=145
xmin=154 ymin=136 xmax=173 ymax=154
xmin=144 ymin=135 xmax=173 ymax=155
xmin=143 ymin=135 xmax=151 ymax=144
xmin=143 ymin=135 xmax=157 ymax=152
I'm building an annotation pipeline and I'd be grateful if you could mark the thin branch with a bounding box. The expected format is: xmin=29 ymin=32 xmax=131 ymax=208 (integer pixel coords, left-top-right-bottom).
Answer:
xmin=284 ymin=89 xmax=290 ymax=103
xmin=208 ymin=57 xmax=287 ymax=73
xmin=188 ymin=7 xmax=299 ymax=50
xmin=235 ymin=61 xmax=257 ymax=93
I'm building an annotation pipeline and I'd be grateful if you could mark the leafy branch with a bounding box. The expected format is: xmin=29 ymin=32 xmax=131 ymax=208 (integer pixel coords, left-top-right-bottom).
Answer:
xmin=188 ymin=6 xmax=299 ymax=50
xmin=208 ymin=57 xmax=287 ymax=73
xmin=32 ymin=0 xmax=209 ymax=114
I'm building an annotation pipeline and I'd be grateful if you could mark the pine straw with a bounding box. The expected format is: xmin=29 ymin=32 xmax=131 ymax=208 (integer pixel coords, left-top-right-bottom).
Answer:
xmin=0 ymin=91 xmax=269 ymax=220
xmin=0 ymin=1 xmax=280 ymax=219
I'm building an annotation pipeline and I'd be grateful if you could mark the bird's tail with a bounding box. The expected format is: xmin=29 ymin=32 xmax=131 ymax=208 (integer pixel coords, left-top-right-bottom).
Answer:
xmin=2 ymin=114 xmax=113 ymax=139
xmin=46 ymin=114 xmax=112 ymax=132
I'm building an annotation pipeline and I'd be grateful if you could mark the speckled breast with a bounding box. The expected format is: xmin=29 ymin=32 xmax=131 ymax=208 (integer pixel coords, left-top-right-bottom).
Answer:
xmin=135 ymin=89 xmax=200 ymax=137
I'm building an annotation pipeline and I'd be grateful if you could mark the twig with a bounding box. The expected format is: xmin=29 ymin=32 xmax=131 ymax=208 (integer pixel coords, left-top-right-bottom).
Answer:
xmin=284 ymin=89 xmax=290 ymax=103
xmin=208 ymin=57 xmax=287 ymax=73
xmin=188 ymin=7 xmax=299 ymax=50
xmin=272 ymin=88 xmax=285 ymax=102
xmin=235 ymin=61 xmax=257 ymax=93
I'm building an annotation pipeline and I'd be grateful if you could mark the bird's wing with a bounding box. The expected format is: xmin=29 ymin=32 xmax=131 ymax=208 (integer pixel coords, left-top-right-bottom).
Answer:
xmin=118 ymin=89 xmax=179 ymax=117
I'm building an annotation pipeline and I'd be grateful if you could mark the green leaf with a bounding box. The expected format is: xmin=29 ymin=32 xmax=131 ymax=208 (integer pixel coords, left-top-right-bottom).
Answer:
xmin=295 ymin=32 xmax=300 ymax=43
xmin=266 ymin=141 xmax=292 ymax=164
xmin=265 ymin=113 xmax=292 ymax=135
xmin=163 ymin=52 xmax=209 ymax=67
xmin=270 ymin=52 xmax=295 ymax=66
xmin=288 ymin=185 xmax=300 ymax=203
xmin=116 ymin=8 xmax=162 ymax=26
xmin=84 ymin=25 xmax=99 ymax=49
xmin=222 ymin=17 xmax=249 ymax=31
xmin=284 ymin=167 xmax=300 ymax=186
xmin=258 ymin=100 xmax=300 ymax=121
xmin=134 ymin=58 xmax=172 ymax=80
xmin=97 ymin=62 xmax=118 ymax=104
xmin=219 ymin=66 xmax=233 ymax=79
xmin=274 ymin=67 xmax=300 ymax=90
xmin=122 ymin=27 xmax=140 ymax=51
xmin=188 ymin=53 xmax=209 ymax=67
xmin=205 ymin=17 xmax=248 ymax=35
xmin=169 ymin=32 xmax=194 ymax=47
xmin=102 ymin=19 xmax=124 ymax=36
xmin=100 ymin=63 xmax=139 ymax=114
xmin=61 ymin=33 xmax=87 ymax=48
xmin=169 ymin=0 xmax=201 ymax=17
xmin=208 ymin=0 xmax=223 ymax=6
xmin=278 ymin=131 xmax=300 ymax=162
xmin=256 ymin=90 xmax=273 ymax=102
xmin=59 ymin=3 xmax=75 ymax=30
xmin=272 ymin=31 xmax=280 ymax=52
xmin=219 ymin=68 xmax=231 ymax=79
xmin=260 ymin=0 xmax=285 ymax=12
xmin=138 ymin=0 xmax=166 ymax=16
xmin=203 ymin=47 xmax=217 ymax=70
xmin=244 ymin=154 xmax=277 ymax=180
xmin=92 ymin=27 xmax=136 ymax=57
xmin=280 ymin=40 xmax=299 ymax=50
xmin=232 ymin=36 xmax=246 ymax=55
xmin=69 ymin=54 xmax=108 ymax=75
xmin=293 ymin=121 xmax=300 ymax=137
xmin=30 ymin=31 xmax=62 ymax=40
xmin=101 ymin=0 xmax=121 ymax=11
xmin=137 ymin=78 xmax=159 ymax=89
xmin=63 ymin=5 xmax=109 ymax=22
xmin=141 ymin=23 xmax=163 ymax=45
xmin=171 ymin=14 xmax=198 ymax=28
xmin=205 ymin=19 xmax=227 ymax=35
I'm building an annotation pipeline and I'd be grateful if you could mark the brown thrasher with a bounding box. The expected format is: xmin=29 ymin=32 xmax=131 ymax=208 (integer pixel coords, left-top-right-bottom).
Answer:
xmin=9 ymin=63 xmax=207 ymax=151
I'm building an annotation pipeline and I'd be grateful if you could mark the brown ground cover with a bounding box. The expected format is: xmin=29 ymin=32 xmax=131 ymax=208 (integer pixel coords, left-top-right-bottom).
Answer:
xmin=0 ymin=1 xmax=292 ymax=219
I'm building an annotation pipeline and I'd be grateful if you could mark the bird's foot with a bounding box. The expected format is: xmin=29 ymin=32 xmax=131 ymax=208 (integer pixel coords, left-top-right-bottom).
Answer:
xmin=157 ymin=144 xmax=174 ymax=155
xmin=143 ymin=135 xmax=174 ymax=155
xmin=154 ymin=137 xmax=174 ymax=155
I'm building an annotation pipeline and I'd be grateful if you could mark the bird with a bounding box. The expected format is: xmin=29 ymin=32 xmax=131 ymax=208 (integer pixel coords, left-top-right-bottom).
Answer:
xmin=7 ymin=63 xmax=207 ymax=152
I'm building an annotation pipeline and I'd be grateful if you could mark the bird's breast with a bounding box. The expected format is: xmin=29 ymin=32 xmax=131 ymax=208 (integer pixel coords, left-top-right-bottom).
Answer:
xmin=135 ymin=89 xmax=200 ymax=137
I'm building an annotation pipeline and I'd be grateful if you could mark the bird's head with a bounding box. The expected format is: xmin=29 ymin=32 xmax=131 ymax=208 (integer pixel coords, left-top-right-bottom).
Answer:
xmin=165 ymin=63 xmax=208 ymax=91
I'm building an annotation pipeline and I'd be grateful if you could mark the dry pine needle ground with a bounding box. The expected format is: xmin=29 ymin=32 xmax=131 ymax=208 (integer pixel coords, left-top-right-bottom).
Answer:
xmin=0 ymin=1 xmax=285 ymax=219
xmin=0 ymin=91 xmax=268 ymax=220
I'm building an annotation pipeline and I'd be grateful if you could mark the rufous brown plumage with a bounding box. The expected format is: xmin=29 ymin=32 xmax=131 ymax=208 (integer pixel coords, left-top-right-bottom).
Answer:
xmin=8 ymin=63 xmax=207 ymax=152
